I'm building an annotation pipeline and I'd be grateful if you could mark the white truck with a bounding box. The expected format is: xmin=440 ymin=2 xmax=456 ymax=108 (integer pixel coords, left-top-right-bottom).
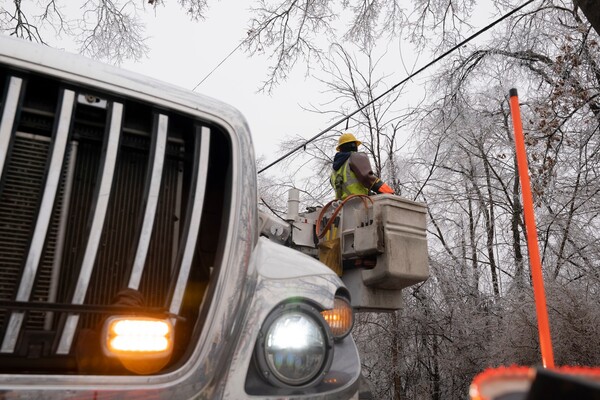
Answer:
xmin=0 ymin=35 xmax=428 ymax=399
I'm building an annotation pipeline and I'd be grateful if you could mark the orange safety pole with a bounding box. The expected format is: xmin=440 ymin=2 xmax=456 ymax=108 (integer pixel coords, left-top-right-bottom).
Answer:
xmin=508 ymin=88 xmax=555 ymax=368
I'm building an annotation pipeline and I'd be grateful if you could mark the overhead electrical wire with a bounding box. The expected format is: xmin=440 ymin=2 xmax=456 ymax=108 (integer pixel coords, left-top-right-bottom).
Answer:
xmin=192 ymin=42 xmax=245 ymax=91
xmin=192 ymin=3 xmax=288 ymax=91
xmin=258 ymin=0 xmax=535 ymax=174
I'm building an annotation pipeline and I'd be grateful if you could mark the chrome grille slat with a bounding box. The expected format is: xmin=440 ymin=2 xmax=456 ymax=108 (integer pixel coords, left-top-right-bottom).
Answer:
xmin=128 ymin=113 xmax=168 ymax=290
xmin=0 ymin=77 xmax=23 ymax=179
xmin=169 ymin=126 xmax=210 ymax=316
xmin=83 ymin=146 xmax=146 ymax=310
xmin=44 ymin=141 xmax=78 ymax=330
xmin=138 ymin=155 xmax=182 ymax=307
xmin=1 ymin=89 xmax=76 ymax=353
xmin=56 ymin=101 xmax=123 ymax=355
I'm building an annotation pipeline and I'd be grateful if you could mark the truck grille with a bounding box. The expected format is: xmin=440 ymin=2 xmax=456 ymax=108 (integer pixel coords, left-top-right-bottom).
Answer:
xmin=0 ymin=67 xmax=230 ymax=374
xmin=0 ymin=133 xmax=54 ymax=331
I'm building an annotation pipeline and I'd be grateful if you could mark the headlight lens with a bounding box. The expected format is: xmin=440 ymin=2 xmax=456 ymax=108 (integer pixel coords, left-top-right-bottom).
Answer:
xmin=265 ymin=312 xmax=325 ymax=384
xmin=256 ymin=302 xmax=333 ymax=388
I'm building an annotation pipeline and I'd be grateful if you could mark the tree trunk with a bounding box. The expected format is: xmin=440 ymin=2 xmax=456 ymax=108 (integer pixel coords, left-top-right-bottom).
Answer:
xmin=482 ymin=148 xmax=500 ymax=297
xmin=467 ymin=185 xmax=480 ymax=294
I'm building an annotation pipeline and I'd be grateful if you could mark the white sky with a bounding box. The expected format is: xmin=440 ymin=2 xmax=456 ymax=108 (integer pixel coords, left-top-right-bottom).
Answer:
xmin=120 ymin=2 xmax=339 ymax=162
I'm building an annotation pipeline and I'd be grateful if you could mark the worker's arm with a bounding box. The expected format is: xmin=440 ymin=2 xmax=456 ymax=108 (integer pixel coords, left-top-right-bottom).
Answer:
xmin=348 ymin=152 xmax=378 ymax=187
xmin=349 ymin=152 xmax=394 ymax=194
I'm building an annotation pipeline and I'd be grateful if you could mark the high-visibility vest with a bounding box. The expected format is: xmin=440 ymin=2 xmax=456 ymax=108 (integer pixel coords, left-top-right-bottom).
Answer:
xmin=330 ymin=159 xmax=369 ymax=200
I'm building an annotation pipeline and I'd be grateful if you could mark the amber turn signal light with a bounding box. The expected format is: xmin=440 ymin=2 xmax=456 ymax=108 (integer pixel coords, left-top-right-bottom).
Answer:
xmin=321 ymin=296 xmax=354 ymax=339
xmin=102 ymin=316 xmax=174 ymax=374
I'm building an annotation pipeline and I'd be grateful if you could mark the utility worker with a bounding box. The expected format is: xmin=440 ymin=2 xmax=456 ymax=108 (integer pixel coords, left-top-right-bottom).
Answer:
xmin=330 ymin=133 xmax=395 ymax=200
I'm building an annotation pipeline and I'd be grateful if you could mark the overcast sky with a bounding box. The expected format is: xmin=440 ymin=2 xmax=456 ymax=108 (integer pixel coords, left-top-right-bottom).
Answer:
xmin=120 ymin=2 xmax=339 ymax=164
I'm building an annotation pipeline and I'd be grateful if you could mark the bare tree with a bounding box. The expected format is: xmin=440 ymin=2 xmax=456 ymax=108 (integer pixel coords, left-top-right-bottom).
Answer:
xmin=257 ymin=41 xmax=415 ymax=211
xmin=1 ymin=0 xmax=495 ymax=87
xmin=78 ymin=1 xmax=149 ymax=64
xmin=241 ymin=0 xmax=484 ymax=91
xmin=0 ymin=0 xmax=52 ymax=42
xmin=0 ymin=0 xmax=150 ymax=64
xmin=361 ymin=2 xmax=600 ymax=398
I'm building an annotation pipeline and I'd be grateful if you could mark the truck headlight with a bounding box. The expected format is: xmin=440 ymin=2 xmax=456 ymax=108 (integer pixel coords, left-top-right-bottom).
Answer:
xmin=255 ymin=302 xmax=334 ymax=388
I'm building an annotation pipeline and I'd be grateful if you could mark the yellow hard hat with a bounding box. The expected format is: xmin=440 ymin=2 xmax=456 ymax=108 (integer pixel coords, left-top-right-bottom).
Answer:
xmin=336 ymin=133 xmax=361 ymax=151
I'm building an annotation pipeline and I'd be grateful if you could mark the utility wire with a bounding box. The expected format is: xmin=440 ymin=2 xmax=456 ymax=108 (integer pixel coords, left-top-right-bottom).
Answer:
xmin=258 ymin=0 xmax=535 ymax=174
xmin=192 ymin=41 xmax=245 ymax=91
xmin=192 ymin=3 xmax=288 ymax=91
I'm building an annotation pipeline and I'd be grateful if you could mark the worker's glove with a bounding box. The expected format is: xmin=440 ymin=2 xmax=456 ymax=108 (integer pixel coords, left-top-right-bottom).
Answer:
xmin=377 ymin=182 xmax=394 ymax=194
xmin=372 ymin=180 xmax=395 ymax=194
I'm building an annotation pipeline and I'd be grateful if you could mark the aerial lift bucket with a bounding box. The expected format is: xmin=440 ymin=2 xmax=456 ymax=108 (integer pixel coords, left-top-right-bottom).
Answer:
xmin=263 ymin=190 xmax=429 ymax=311
xmin=317 ymin=194 xmax=429 ymax=311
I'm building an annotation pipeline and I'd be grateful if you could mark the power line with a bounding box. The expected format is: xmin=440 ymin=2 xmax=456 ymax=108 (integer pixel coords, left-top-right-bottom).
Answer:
xmin=192 ymin=40 xmax=245 ymax=91
xmin=258 ymin=0 xmax=535 ymax=175
xmin=192 ymin=3 xmax=288 ymax=91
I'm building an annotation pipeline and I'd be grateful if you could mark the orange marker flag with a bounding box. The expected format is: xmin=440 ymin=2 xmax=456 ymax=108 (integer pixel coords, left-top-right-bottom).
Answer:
xmin=509 ymin=88 xmax=555 ymax=369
